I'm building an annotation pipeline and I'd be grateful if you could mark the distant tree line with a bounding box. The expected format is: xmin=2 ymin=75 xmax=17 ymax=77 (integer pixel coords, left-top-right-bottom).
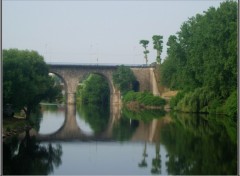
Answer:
xmin=160 ymin=1 xmax=237 ymax=117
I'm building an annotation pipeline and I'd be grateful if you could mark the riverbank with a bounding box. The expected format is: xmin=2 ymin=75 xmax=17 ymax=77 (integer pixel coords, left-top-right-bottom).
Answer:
xmin=125 ymin=101 xmax=164 ymax=112
xmin=2 ymin=117 xmax=32 ymax=140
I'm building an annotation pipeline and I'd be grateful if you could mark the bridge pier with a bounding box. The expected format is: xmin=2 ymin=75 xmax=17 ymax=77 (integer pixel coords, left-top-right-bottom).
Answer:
xmin=67 ymin=93 xmax=76 ymax=104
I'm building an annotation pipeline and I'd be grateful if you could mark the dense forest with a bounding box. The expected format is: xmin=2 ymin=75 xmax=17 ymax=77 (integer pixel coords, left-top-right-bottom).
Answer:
xmin=160 ymin=1 xmax=237 ymax=118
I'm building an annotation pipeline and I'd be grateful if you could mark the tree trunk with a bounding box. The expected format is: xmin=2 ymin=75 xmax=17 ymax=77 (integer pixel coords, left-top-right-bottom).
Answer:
xmin=145 ymin=54 xmax=148 ymax=65
xmin=157 ymin=50 xmax=161 ymax=64
xmin=23 ymin=107 xmax=31 ymax=120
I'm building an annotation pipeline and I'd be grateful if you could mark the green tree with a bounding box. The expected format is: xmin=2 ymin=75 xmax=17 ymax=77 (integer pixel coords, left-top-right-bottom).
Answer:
xmin=139 ymin=40 xmax=150 ymax=65
xmin=112 ymin=65 xmax=137 ymax=95
xmin=152 ymin=35 xmax=163 ymax=64
xmin=160 ymin=1 xmax=237 ymax=116
xmin=77 ymin=74 xmax=110 ymax=105
xmin=3 ymin=49 xmax=59 ymax=119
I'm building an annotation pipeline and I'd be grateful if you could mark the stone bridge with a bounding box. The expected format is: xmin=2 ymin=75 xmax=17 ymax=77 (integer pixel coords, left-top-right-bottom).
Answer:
xmin=48 ymin=63 xmax=160 ymax=106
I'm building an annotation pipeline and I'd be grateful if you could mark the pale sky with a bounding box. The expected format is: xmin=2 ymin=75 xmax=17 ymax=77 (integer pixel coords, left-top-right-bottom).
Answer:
xmin=3 ymin=1 xmax=224 ymax=65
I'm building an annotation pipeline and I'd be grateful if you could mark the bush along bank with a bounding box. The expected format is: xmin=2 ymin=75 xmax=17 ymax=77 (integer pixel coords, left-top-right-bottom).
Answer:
xmin=122 ymin=91 xmax=166 ymax=111
xmin=170 ymin=88 xmax=237 ymax=119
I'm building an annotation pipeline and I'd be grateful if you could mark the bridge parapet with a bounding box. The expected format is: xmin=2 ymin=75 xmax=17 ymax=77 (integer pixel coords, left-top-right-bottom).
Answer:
xmin=47 ymin=62 xmax=153 ymax=68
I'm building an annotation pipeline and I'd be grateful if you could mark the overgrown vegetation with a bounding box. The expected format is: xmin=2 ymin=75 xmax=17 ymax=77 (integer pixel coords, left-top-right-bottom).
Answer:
xmin=123 ymin=91 xmax=166 ymax=107
xmin=76 ymin=74 xmax=110 ymax=105
xmin=160 ymin=1 xmax=237 ymax=118
xmin=112 ymin=65 xmax=166 ymax=111
xmin=112 ymin=65 xmax=138 ymax=95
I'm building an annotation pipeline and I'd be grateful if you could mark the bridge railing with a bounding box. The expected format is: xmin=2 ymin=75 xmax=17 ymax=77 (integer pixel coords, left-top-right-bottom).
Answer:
xmin=47 ymin=62 xmax=154 ymax=68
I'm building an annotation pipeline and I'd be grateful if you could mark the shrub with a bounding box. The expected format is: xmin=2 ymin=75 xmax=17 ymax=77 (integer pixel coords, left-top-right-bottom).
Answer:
xmin=123 ymin=91 xmax=166 ymax=107
xmin=174 ymin=87 xmax=220 ymax=113
xmin=112 ymin=65 xmax=137 ymax=95
xmin=223 ymin=90 xmax=237 ymax=118
xmin=170 ymin=91 xmax=186 ymax=109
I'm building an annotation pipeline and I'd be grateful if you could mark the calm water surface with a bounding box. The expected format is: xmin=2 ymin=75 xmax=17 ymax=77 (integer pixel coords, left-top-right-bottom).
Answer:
xmin=3 ymin=104 xmax=237 ymax=175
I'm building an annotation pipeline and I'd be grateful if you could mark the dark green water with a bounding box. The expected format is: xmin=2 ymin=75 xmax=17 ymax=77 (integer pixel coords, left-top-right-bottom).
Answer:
xmin=3 ymin=104 xmax=237 ymax=175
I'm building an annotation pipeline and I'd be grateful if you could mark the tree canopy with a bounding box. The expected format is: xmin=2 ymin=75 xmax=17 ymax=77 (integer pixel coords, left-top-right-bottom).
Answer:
xmin=160 ymin=1 xmax=237 ymax=116
xmin=139 ymin=40 xmax=150 ymax=65
xmin=77 ymin=74 xmax=110 ymax=105
xmin=152 ymin=35 xmax=163 ymax=64
xmin=112 ymin=65 xmax=137 ymax=95
xmin=3 ymin=49 xmax=61 ymax=118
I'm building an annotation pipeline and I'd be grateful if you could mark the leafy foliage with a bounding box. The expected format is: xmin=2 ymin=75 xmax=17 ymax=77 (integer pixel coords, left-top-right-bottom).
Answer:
xmin=77 ymin=74 xmax=110 ymax=105
xmin=223 ymin=90 xmax=237 ymax=118
xmin=152 ymin=35 xmax=163 ymax=64
xmin=123 ymin=91 xmax=166 ymax=107
xmin=112 ymin=65 xmax=137 ymax=95
xmin=160 ymin=1 xmax=237 ymax=116
xmin=139 ymin=40 xmax=150 ymax=65
xmin=3 ymin=49 xmax=60 ymax=118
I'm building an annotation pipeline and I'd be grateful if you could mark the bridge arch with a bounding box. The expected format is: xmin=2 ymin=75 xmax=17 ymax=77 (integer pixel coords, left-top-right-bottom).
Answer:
xmin=78 ymin=71 xmax=114 ymax=100
xmin=49 ymin=71 xmax=68 ymax=94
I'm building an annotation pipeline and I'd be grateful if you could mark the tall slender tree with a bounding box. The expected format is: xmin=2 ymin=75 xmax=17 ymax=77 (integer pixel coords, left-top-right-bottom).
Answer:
xmin=139 ymin=40 xmax=149 ymax=65
xmin=152 ymin=35 xmax=163 ymax=64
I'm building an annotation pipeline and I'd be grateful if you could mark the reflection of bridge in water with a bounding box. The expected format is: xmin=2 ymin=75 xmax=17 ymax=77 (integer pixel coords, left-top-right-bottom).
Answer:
xmin=28 ymin=104 xmax=172 ymax=142
xmin=34 ymin=104 xmax=120 ymax=141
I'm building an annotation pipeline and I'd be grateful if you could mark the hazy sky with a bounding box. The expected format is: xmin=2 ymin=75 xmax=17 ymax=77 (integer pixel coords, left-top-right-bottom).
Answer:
xmin=3 ymin=1 xmax=224 ymax=65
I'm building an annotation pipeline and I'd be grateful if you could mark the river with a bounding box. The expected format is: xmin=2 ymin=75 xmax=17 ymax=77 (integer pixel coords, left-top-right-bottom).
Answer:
xmin=3 ymin=103 xmax=237 ymax=175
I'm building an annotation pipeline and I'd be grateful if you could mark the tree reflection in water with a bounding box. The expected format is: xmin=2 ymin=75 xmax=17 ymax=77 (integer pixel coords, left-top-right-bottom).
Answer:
xmin=3 ymin=129 xmax=62 ymax=175
xmin=112 ymin=117 xmax=139 ymax=141
xmin=160 ymin=113 xmax=237 ymax=175
xmin=138 ymin=141 xmax=148 ymax=168
xmin=151 ymin=142 xmax=161 ymax=174
xmin=77 ymin=103 xmax=110 ymax=134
